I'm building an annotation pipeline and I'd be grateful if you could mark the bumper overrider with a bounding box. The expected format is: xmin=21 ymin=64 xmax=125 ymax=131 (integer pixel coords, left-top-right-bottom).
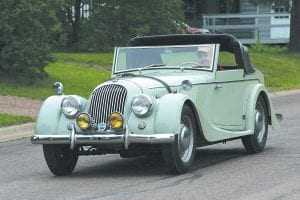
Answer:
xmin=31 ymin=123 xmax=175 ymax=150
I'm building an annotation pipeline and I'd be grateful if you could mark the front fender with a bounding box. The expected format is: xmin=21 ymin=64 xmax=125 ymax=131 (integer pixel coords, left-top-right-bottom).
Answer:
xmin=246 ymin=84 xmax=279 ymax=131
xmin=154 ymin=93 xmax=191 ymax=134
xmin=127 ymin=93 xmax=192 ymax=136
xmin=35 ymin=95 xmax=88 ymax=135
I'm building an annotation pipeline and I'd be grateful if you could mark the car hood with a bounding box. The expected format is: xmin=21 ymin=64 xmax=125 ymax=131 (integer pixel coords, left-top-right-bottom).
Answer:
xmin=89 ymin=72 xmax=212 ymax=123
xmin=101 ymin=72 xmax=213 ymax=95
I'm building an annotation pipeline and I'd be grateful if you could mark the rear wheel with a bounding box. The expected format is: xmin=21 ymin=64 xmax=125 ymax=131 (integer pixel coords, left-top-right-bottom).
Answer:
xmin=43 ymin=144 xmax=78 ymax=176
xmin=242 ymin=96 xmax=268 ymax=153
xmin=162 ymin=105 xmax=196 ymax=174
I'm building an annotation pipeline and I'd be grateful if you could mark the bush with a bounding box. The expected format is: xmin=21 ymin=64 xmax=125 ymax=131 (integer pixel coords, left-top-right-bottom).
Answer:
xmin=0 ymin=0 xmax=61 ymax=79
xmin=76 ymin=21 xmax=113 ymax=52
xmin=250 ymin=37 xmax=287 ymax=53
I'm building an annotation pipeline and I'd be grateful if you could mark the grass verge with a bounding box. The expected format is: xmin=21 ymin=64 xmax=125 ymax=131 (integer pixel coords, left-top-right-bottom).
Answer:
xmin=0 ymin=113 xmax=34 ymax=127
xmin=0 ymin=48 xmax=299 ymax=100
xmin=0 ymin=53 xmax=113 ymax=100
xmin=249 ymin=48 xmax=300 ymax=91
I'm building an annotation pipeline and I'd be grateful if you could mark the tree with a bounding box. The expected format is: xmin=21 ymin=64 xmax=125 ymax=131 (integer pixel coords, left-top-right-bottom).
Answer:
xmin=119 ymin=0 xmax=184 ymax=39
xmin=59 ymin=0 xmax=84 ymax=49
xmin=0 ymin=0 xmax=62 ymax=78
xmin=288 ymin=0 xmax=300 ymax=51
xmin=59 ymin=0 xmax=184 ymax=51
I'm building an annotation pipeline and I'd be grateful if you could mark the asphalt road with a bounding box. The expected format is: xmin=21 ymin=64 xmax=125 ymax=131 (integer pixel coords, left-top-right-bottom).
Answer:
xmin=1 ymin=92 xmax=299 ymax=200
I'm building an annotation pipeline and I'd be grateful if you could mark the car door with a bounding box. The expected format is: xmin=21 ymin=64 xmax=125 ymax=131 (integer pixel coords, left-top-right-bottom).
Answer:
xmin=205 ymin=47 xmax=253 ymax=131
xmin=207 ymin=69 xmax=250 ymax=130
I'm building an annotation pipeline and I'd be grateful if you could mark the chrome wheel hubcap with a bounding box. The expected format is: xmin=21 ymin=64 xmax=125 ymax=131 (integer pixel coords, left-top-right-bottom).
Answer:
xmin=178 ymin=116 xmax=194 ymax=163
xmin=255 ymin=105 xmax=266 ymax=143
xmin=180 ymin=125 xmax=190 ymax=151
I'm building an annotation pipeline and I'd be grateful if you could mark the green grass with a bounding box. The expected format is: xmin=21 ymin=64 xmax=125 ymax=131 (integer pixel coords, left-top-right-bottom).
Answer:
xmin=0 ymin=48 xmax=299 ymax=100
xmin=249 ymin=48 xmax=300 ymax=91
xmin=52 ymin=52 xmax=113 ymax=70
xmin=219 ymin=47 xmax=300 ymax=91
xmin=0 ymin=53 xmax=113 ymax=100
xmin=0 ymin=113 xmax=34 ymax=127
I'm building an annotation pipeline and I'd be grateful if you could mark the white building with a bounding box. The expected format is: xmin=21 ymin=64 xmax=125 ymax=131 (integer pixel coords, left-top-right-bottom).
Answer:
xmin=184 ymin=0 xmax=291 ymax=44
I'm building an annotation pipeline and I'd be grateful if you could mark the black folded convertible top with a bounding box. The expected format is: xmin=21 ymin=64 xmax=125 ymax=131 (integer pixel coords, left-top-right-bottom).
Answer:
xmin=128 ymin=34 xmax=241 ymax=53
xmin=128 ymin=34 xmax=255 ymax=74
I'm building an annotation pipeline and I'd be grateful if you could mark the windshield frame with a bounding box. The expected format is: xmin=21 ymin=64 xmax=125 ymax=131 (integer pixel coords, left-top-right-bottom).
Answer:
xmin=112 ymin=44 xmax=217 ymax=74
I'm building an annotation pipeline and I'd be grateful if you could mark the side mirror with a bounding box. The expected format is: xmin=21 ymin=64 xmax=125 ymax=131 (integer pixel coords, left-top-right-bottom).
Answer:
xmin=53 ymin=82 xmax=64 ymax=95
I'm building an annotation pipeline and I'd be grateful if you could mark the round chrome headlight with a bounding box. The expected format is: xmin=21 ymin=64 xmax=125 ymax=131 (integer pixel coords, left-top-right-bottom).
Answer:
xmin=131 ymin=94 xmax=153 ymax=117
xmin=61 ymin=96 xmax=81 ymax=118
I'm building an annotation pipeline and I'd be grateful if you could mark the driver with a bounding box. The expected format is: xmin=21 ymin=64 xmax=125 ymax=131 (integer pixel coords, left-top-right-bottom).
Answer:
xmin=196 ymin=46 xmax=211 ymax=67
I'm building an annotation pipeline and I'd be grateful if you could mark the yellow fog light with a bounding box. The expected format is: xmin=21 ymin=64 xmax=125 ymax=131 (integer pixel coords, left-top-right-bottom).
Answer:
xmin=109 ymin=112 xmax=123 ymax=129
xmin=76 ymin=113 xmax=90 ymax=129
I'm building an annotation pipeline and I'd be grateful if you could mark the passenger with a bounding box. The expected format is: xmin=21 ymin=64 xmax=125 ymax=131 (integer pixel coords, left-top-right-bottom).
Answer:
xmin=196 ymin=46 xmax=212 ymax=67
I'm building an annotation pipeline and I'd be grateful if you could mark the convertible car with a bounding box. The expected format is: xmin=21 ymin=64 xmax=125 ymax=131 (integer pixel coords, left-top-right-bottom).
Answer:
xmin=31 ymin=34 xmax=280 ymax=175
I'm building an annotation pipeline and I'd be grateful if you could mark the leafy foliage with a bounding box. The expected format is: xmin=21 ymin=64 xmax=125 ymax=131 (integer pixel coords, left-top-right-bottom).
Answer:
xmin=0 ymin=0 xmax=62 ymax=78
xmin=59 ymin=0 xmax=184 ymax=51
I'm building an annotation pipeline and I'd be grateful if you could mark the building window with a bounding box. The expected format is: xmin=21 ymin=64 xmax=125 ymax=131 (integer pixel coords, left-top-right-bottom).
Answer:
xmin=184 ymin=0 xmax=193 ymax=20
xmin=218 ymin=0 xmax=240 ymax=14
xmin=272 ymin=0 xmax=291 ymax=18
xmin=71 ymin=3 xmax=90 ymax=20
xmin=184 ymin=0 xmax=207 ymax=21
xmin=82 ymin=3 xmax=90 ymax=19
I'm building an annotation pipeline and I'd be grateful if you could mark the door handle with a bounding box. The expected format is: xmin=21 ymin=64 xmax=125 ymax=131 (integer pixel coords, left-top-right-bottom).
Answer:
xmin=215 ymin=84 xmax=223 ymax=89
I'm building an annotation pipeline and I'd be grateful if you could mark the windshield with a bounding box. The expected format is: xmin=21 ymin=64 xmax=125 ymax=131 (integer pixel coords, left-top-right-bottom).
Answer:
xmin=113 ymin=44 xmax=215 ymax=73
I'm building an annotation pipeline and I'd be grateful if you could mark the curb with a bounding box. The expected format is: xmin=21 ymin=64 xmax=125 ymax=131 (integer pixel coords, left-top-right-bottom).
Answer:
xmin=0 ymin=123 xmax=35 ymax=143
xmin=0 ymin=89 xmax=300 ymax=143
xmin=269 ymin=89 xmax=300 ymax=98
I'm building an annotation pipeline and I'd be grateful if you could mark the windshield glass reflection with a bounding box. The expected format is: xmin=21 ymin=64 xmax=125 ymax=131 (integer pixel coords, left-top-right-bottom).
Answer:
xmin=114 ymin=44 xmax=215 ymax=73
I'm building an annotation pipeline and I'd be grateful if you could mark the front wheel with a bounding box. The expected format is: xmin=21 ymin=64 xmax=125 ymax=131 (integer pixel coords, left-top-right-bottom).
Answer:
xmin=162 ymin=105 xmax=196 ymax=174
xmin=242 ymin=96 xmax=268 ymax=153
xmin=43 ymin=144 xmax=79 ymax=176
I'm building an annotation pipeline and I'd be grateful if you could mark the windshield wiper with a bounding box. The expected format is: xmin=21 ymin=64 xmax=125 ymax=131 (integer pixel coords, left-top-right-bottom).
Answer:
xmin=139 ymin=64 xmax=166 ymax=71
xmin=116 ymin=64 xmax=166 ymax=78
xmin=180 ymin=62 xmax=209 ymax=68
xmin=180 ymin=62 xmax=206 ymax=68
xmin=119 ymin=72 xmax=136 ymax=77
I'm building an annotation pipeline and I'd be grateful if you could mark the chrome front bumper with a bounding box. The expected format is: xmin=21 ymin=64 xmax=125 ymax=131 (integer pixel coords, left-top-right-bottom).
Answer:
xmin=31 ymin=124 xmax=175 ymax=150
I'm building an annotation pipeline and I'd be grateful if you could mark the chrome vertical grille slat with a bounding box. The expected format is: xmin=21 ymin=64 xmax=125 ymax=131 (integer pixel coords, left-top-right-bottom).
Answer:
xmin=89 ymin=84 xmax=127 ymax=124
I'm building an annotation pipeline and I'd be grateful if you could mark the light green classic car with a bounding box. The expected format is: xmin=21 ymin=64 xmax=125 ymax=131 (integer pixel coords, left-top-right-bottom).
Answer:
xmin=31 ymin=34 xmax=280 ymax=175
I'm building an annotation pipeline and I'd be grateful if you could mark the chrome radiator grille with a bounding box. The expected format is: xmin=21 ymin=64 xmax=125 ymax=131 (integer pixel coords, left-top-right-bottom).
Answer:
xmin=89 ymin=84 xmax=127 ymax=124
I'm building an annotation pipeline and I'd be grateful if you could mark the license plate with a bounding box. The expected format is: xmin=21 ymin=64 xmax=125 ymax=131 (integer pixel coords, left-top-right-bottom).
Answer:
xmin=97 ymin=123 xmax=107 ymax=132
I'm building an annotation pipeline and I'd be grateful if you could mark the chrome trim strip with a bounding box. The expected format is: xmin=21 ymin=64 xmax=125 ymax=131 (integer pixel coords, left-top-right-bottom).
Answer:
xmin=148 ymin=78 xmax=260 ymax=90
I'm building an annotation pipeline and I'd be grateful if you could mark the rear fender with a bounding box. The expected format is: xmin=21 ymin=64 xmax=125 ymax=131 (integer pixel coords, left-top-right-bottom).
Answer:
xmin=246 ymin=84 xmax=279 ymax=131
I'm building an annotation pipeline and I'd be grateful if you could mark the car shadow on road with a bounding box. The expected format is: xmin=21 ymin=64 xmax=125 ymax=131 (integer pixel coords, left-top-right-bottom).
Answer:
xmin=68 ymin=146 xmax=248 ymax=178
xmin=191 ymin=147 xmax=246 ymax=171
xmin=73 ymin=154 xmax=167 ymax=177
